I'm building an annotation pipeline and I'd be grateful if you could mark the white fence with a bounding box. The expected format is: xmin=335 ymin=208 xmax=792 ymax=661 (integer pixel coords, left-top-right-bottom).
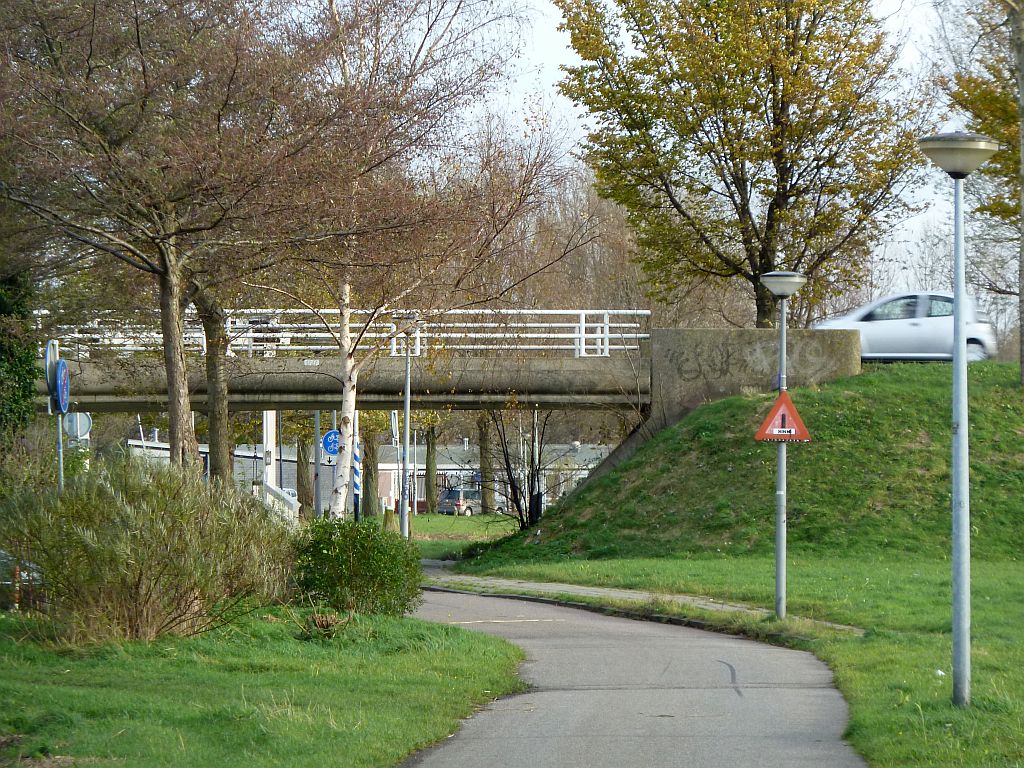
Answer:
xmin=52 ymin=308 xmax=651 ymax=359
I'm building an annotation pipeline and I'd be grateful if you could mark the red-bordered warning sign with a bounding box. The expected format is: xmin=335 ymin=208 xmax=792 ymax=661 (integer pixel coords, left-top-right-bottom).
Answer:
xmin=755 ymin=391 xmax=811 ymax=442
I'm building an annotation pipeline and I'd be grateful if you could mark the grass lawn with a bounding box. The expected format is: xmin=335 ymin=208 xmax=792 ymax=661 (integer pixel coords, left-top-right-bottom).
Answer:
xmin=456 ymin=362 xmax=1024 ymax=767
xmin=411 ymin=513 xmax=519 ymax=560
xmin=0 ymin=608 xmax=524 ymax=767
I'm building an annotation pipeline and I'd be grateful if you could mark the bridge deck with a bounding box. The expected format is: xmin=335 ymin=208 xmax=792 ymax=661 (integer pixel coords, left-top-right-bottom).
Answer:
xmin=37 ymin=354 xmax=651 ymax=413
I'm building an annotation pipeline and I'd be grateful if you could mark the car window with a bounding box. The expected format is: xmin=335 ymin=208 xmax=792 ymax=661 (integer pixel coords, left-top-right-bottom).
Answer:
xmin=439 ymin=489 xmax=459 ymax=501
xmin=927 ymin=296 xmax=953 ymax=318
xmin=864 ymin=296 xmax=917 ymax=321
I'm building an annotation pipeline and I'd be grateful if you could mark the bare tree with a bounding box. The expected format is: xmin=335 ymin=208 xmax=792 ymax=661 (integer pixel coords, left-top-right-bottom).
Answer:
xmin=270 ymin=120 xmax=590 ymax=518
xmin=487 ymin=408 xmax=553 ymax=530
xmin=1 ymin=0 xmax=528 ymax=464
xmin=2 ymin=0 xmax=307 ymax=462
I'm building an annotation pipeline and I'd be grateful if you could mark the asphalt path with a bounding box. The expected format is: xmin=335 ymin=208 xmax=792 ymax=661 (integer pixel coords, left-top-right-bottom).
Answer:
xmin=404 ymin=590 xmax=867 ymax=768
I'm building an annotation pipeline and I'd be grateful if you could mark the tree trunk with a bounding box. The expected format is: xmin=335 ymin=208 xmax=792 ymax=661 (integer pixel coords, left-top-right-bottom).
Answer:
xmin=159 ymin=264 xmax=199 ymax=466
xmin=425 ymin=425 xmax=438 ymax=514
xmin=527 ymin=410 xmax=542 ymax=527
xmin=490 ymin=411 xmax=527 ymax=529
xmin=754 ymin=279 xmax=777 ymax=328
xmin=1013 ymin=4 xmax=1024 ymax=384
xmin=328 ymin=280 xmax=357 ymax=519
xmin=362 ymin=436 xmax=380 ymax=516
xmin=193 ymin=288 xmax=232 ymax=481
xmin=296 ymin=436 xmax=314 ymax=522
xmin=477 ymin=412 xmax=495 ymax=515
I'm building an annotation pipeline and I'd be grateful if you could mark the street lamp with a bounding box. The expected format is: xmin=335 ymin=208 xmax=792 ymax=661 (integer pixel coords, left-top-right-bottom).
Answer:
xmin=918 ymin=131 xmax=998 ymax=707
xmin=761 ymin=270 xmax=807 ymax=619
xmin=396 ymin=312 xmax=421 ymax=540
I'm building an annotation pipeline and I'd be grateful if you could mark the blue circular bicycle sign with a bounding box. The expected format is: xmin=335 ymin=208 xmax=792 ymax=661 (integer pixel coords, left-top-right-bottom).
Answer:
xmin=54 ymin=358 xmax=70 ymax=414
xmin=322 ymin=429 xmax=341 ymax=456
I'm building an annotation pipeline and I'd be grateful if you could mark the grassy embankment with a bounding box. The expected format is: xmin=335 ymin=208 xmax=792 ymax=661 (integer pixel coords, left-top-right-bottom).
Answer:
xmin=457 ymin=362 xmax=1024 ymax=767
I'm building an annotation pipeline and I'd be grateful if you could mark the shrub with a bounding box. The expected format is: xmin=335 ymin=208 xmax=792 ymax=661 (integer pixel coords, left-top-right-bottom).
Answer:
xmin=0 ymin=454 xmax=293 ymax=642
xmin=293 ymin=519 xmax=422 ymax=617
xmin=0 ymin=272 xmax=37 ymax=444
xmin=0 ymin=418 xmax=86 ymax=497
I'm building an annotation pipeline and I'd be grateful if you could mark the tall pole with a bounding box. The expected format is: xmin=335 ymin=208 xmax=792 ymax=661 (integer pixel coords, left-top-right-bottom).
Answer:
xmin=775 ymin=296 xmax=789 ymax=619
xmin=951 ymin=176 xmax=971 ymax=707
xmin=353 ymin=410 xmax=361 ymax=522
xmin=331 ymin=410 xmax=338 ymax=502
xmin=918 ymin=131 xmax=998 ymax=708
xmin=56 ymin=413 xmax=65 ymax=493
xmin=314 ymin=410 xmax=322 ymax=518
xmin=400 ymin=337 xmax=412 ymax=539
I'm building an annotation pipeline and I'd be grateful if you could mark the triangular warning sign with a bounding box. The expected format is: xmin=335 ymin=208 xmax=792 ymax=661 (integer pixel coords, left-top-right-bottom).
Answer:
xmin=755 ymin=391 xmax=811 ymax=442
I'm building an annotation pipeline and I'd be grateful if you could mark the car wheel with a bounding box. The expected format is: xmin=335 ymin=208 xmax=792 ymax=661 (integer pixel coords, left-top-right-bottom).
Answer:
xmin=495 ymin=506 xmax=504 ymax=515
xmin=967 ymin=341 xmax=989 ymax=363
xmin=463 ymin=506 xmax=473 ymax=517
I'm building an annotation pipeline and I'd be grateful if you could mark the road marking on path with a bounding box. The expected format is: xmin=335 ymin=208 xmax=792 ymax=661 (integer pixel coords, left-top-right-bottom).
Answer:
xmin=448 ymin=619 xmax=566 ymax=625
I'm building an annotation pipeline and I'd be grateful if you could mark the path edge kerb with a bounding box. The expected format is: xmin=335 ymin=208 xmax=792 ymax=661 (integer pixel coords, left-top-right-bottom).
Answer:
xmin=421 ymin=583 xmax=866 ymax=646
xmin=423 ymin=584 xmax=725 ymax=633
xmin=420 ymin=563 xmax=865 ymax=639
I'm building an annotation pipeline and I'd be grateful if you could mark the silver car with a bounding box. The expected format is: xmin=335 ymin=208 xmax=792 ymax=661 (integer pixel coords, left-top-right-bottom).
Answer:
xmin=436 ymin=487 xmax=507 ymax=516
xmin=815 ymin=292 xmax=998 ymax=362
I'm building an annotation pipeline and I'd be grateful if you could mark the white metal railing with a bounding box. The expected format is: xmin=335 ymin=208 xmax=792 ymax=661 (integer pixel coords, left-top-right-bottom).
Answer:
xmin=259 ymin=482 xmax=301 ymax=527
xmin=51 ymin=308 xmax=651 ymax=359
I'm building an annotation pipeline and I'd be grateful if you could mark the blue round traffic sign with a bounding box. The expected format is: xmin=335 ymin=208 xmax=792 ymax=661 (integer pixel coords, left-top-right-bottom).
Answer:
xmin=322 ymin=429 xmax=341 ymax=456
xmin=54 ymin=359 xmax=70 ymax=414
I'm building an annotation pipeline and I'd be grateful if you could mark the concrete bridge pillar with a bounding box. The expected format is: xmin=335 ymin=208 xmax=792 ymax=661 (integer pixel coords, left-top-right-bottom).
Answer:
xmin=262 ymin=410 xmax=277 ymax=488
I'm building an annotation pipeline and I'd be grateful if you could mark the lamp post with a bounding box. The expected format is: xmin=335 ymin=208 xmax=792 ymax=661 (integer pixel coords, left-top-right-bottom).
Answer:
xmin=918 ymin=131 xmax=998 ymax=707
xmin=397 ymin=312 xmax=420 ymax=540
xmin=761 ymin=270 xmax=808 ymax=620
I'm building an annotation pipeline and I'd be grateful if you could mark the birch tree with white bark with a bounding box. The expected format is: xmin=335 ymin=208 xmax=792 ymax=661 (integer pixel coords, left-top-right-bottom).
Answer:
xmin=263 ymin=120 xmax=589 ymax=519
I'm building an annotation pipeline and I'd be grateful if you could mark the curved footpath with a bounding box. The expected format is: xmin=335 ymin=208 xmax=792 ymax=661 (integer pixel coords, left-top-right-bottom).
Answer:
xmin=404 ymin=564 xmax=866 ymax=768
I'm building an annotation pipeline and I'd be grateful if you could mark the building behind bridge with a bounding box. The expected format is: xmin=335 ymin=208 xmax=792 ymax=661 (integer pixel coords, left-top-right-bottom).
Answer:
xmin=127 ymin=439 xmax=610 ymax=517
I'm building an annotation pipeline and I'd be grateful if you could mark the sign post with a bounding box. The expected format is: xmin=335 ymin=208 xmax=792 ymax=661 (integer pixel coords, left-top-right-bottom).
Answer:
xmin=314 ymin=411 xmax=322 ymax=518
xmin=755 ymin=390 xmax=811 ymax=621
xmin=757 ymin=271 xmax=809 ymax=620
xmin=352 ymin=410 xmax=362 ymax=522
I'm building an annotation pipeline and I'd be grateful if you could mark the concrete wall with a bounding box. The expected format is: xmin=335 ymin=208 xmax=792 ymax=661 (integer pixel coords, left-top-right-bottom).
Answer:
xmin=589 ymin=328 xmax=860 ymax=482
xmin=649 ymin=328 xmax=861 ymax=429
